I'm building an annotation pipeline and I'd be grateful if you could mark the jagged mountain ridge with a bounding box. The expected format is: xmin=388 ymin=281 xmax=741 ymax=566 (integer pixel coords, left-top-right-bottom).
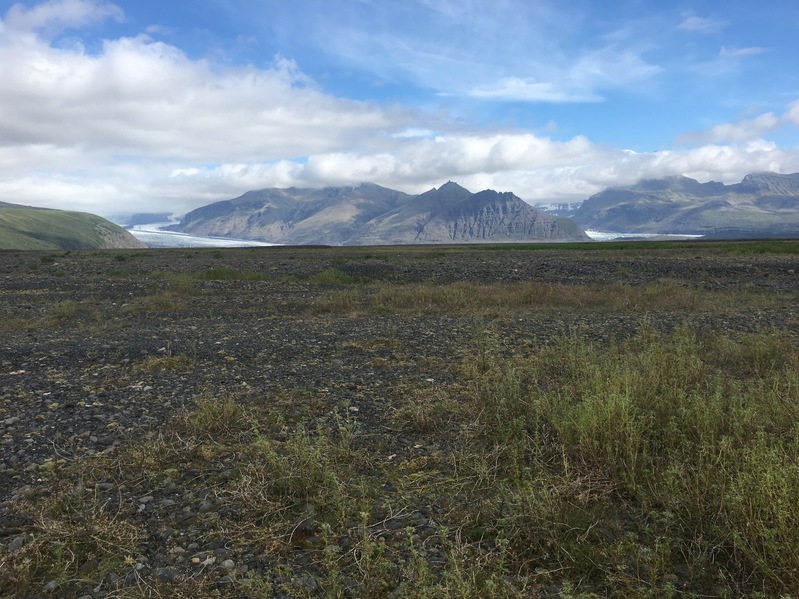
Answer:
xmin=573 ymin=172 xmax=799 ymax=237
xmin=177 ymin=181 xmax=590 ymax=245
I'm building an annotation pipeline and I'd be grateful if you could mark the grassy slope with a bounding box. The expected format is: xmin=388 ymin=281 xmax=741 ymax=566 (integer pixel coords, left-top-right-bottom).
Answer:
xmin=0 ymin=207 xmax=141 ymax=250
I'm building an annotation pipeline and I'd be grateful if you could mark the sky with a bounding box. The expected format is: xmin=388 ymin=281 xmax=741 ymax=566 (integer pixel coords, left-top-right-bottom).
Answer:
xmin=1 ymin=0 xmax=799 ymax=218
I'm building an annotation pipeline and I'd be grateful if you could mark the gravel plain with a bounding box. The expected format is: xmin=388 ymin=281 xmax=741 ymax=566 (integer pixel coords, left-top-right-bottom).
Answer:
xmin=1 ymin=243 xmax=798 ymax=597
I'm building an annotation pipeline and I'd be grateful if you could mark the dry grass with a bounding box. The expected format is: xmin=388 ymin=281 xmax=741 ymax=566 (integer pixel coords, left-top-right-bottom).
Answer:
xmin=312 ymin=279 xmax=787 ymax=316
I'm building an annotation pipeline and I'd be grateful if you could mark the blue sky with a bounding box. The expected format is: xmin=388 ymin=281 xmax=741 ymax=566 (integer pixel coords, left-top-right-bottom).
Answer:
xmin=1 ymin=0 xmax=799 ymax=216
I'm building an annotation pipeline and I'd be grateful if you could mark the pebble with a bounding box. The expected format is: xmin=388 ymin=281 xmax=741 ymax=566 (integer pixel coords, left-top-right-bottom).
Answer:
xmin=43 ymin=580 xmax=59 ymax=592
xmin=15 ymin=485 xmax=37 ymax=499
xmin=220 ymin=559 xmax=236 ymax=571
xmin=157 ymin=567 xmax=178 ymax=582
xmin=7 ymin=535 xmax=27 ymax=552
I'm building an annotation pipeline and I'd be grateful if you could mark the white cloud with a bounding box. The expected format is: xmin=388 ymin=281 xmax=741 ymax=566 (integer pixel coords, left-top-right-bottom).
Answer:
xmin=785 ymin=99 xmax=799 ymax=126
xmin=468 ymin=48 xmax=660 ymax=103
xmin=718 ymin=46 xmax=766 ymax=59
xmin=693 ymin=45 xmax=768 ymax=77
xmin=468 ymin=77 xmax=601 ymax=103
xmin=127 ymin=133 xmax=799 ymax=215
xmin=0 ymin=31 xmax=399 ymax=160
xmin=677 ymin=112 xmax=780 ymax=144
xmin=3 ymin=0 xmax=123 ymax=36
xmin=6 ymin=129 xmax=799 ymax=217
xmin=678 ymin=16 xmax=725 ymax=33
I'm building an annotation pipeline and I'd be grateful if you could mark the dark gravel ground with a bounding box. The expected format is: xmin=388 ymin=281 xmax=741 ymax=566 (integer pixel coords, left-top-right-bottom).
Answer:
xmin=1 ymin=243 xmax=798 ymax=597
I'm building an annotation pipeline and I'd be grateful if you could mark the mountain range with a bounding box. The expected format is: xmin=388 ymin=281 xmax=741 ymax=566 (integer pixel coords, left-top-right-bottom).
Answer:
xmin=174 ymin=182 xmax=590 ymax=245
xmin=572 ymin=172 xmax=799 ymax=237
xmin=4 ymin=171 xmax=798 ymax=250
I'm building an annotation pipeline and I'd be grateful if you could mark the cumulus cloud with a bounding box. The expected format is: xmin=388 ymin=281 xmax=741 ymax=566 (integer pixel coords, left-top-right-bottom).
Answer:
xmin=139 ymin=134 xmax=799 ymax=215
xmin=677 ymin=112 xmax=780 ymax=144
xmin=0 ymin=31 xmax=399 ymax=161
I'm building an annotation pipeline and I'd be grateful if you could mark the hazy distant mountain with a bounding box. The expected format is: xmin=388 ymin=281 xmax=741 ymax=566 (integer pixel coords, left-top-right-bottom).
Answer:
xmin=176 ymin=182 xmax=590 ymax=245
xmin=532 ymin=201 xmax=583 ymax=218
xmin=123 ymin=213 xmax=175 ymax=227
xmin=573 ymin=172 xmax=799 ymax=237
xmin=0 ymin=202 xmax=146 ymax=250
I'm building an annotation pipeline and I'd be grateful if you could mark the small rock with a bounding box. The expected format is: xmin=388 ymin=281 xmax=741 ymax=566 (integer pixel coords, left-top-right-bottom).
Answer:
xmin=43 ymin=580 xmax=59 ymax=592
xmin=15 ymin=485 xmax=37 ymax=500
xmin=294 ymin=518 xmax=318 ymax=537
xmin=7 ymin=535 xmax=27 ymax=552
xmin=157 ymin=567 xmax=178 ymax=582
xmin=386 ymin=518 xmax=405 ymax=530
xmin=220 ymin=559 xmax=236 ymax=571
xmin=303 ymin=575 xmax=319 ymax=592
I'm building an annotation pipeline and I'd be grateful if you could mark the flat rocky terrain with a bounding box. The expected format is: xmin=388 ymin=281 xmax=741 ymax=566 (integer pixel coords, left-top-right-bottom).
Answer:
xmin=1 ymin=242 xmax=798 ymax=597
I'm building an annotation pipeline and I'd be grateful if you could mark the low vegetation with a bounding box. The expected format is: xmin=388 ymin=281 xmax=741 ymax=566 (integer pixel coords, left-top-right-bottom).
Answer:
xmin=2 ymin=242 xmax=798 ymax=597
xmin=312 ymin=279 xmax=790 ymax=317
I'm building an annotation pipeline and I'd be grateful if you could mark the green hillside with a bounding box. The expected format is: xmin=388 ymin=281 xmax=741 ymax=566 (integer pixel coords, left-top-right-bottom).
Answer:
xmin=0 ymin=205 xmax=145 ymax=250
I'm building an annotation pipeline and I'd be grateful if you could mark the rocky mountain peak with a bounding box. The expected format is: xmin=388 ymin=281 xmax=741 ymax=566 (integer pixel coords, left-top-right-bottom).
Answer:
xmin=740 ymin=172 xmax=799 ymax=195
xmin=573 ymin=171 xmax=799 ymax=237
xmin=177 ymin=182 xmax=590 ymax=245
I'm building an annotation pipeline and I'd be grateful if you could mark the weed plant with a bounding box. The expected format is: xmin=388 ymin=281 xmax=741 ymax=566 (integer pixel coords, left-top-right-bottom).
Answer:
xmin=47 ymin=299 xmax=77 ymax=321
xmin=446 ymin=325 xmax=799 ymax=596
